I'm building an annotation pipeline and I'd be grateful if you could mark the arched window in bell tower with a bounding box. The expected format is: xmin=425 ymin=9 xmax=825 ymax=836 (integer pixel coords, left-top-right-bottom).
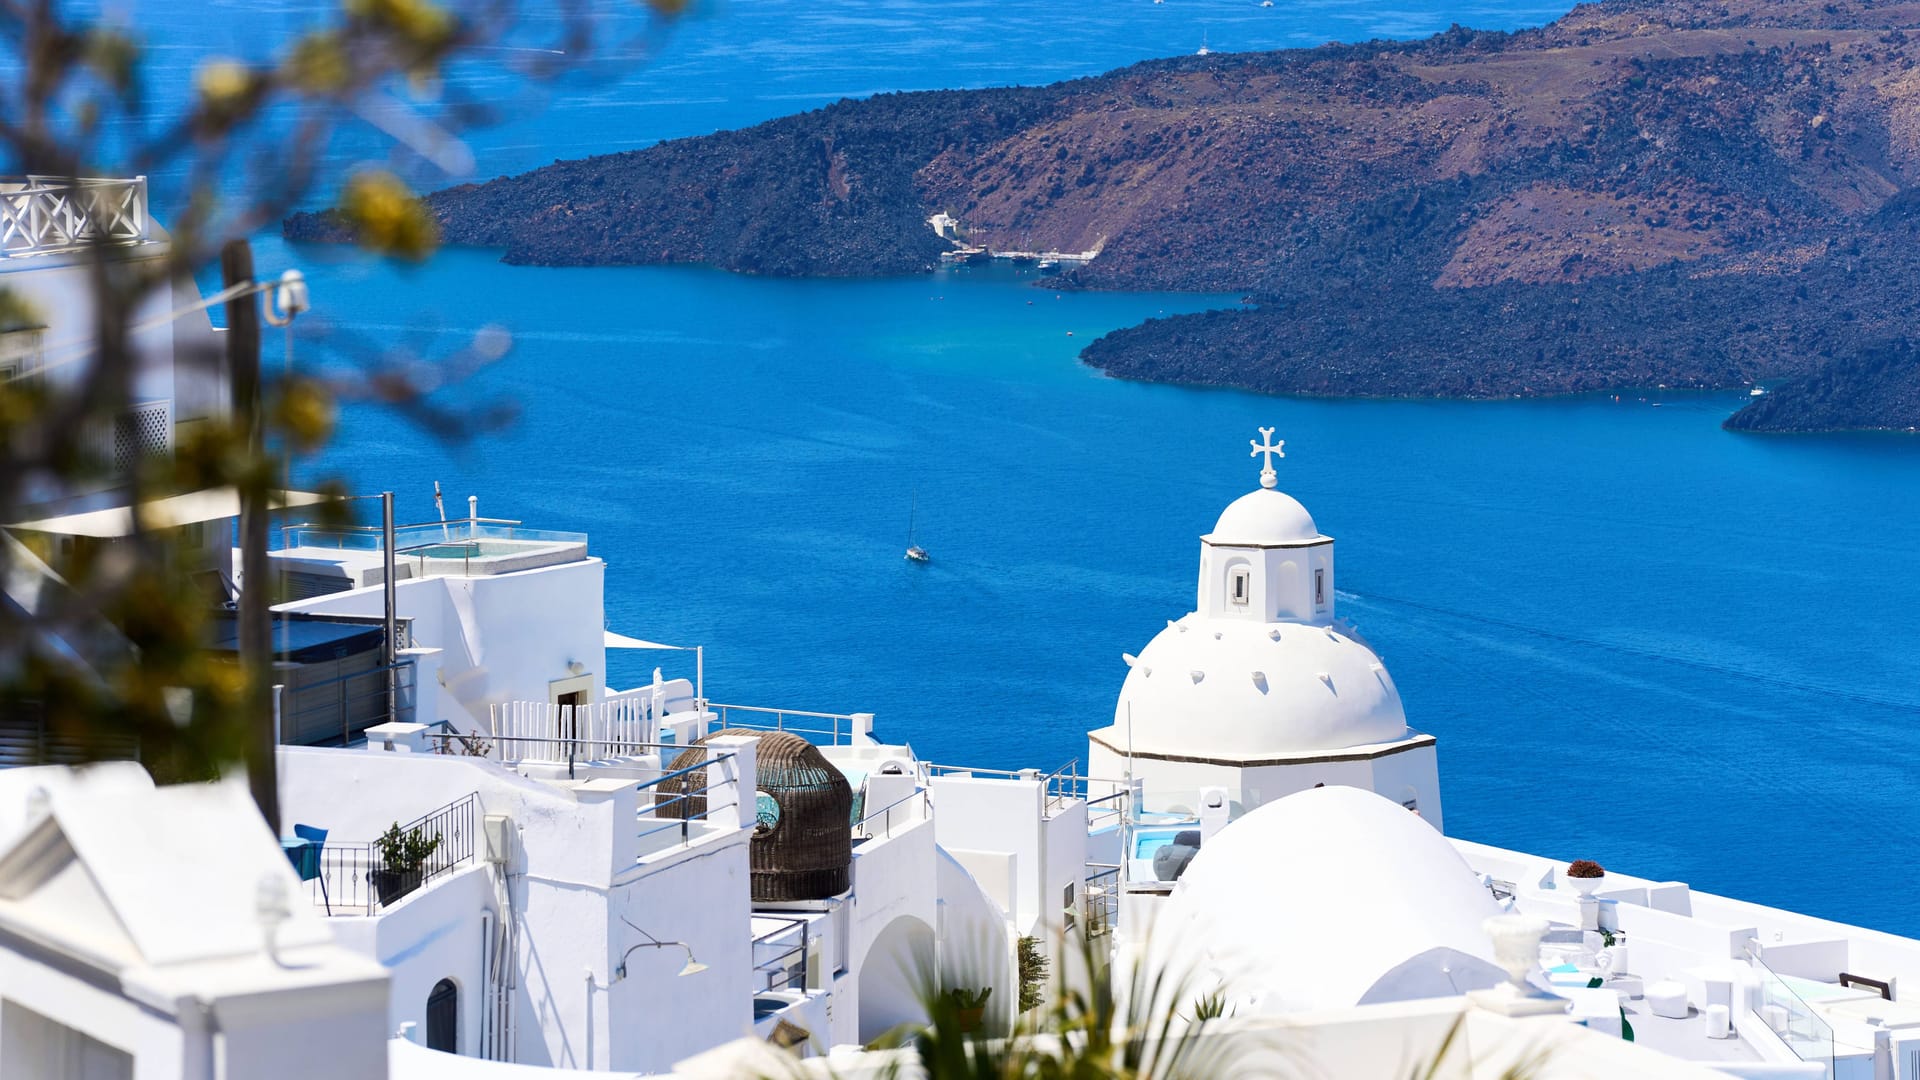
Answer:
xmin=1228 ymin=566 xmax=1251 ymax=606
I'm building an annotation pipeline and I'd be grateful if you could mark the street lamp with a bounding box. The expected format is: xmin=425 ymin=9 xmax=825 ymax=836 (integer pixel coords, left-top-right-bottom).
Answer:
xmin=262 ymin=268 xmax=311 ymax=377
xmin=615 ymin=917 xmax=707 ymax=980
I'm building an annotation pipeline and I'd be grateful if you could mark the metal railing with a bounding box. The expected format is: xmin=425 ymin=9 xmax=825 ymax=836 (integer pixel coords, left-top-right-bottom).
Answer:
xmin=0 ymin=176 xmax=149 ymax=257
xmin=752 ymin=917 xmax=810 ymax=992
xmin=280 ymin=660 xmax=415 ymax=746
xmin=1084 ymin=863 xmax=1121 ymax=938
xmin=922 ymin=759 xmax=1126 ymax=819
xmin=636 ymin=749 xmax=741 ymax=848
xmin=426 ymin=719 xmax=494 ymax=758
xmin=1085 ymin=787 xmax=1130 ymax=830
xmin=277 ymin=516 xmax=586 ymax=554
xmin=707 ymin=703 xmax=864 ymax=745
xmin=303 ymin=792 xmax=480 ymax=916
xmin=853 ymin=787 xmax=929 ymax=841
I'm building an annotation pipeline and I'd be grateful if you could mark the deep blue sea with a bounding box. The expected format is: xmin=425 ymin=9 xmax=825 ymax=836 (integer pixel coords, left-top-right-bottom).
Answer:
xmin=59 ymin=0 xmax=1920 ymax=932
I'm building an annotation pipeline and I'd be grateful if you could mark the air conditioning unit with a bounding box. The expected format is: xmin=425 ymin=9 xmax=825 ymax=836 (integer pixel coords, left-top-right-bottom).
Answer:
xmin=109 ymin=399 xmax=172 ymax=474
xmin=484 ymin=814 xmax=516 ymax=866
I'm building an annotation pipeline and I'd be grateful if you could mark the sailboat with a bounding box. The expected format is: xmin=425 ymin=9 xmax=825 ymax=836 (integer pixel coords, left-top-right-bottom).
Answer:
xmin=905 ymin=489 xmax=930 ymax=563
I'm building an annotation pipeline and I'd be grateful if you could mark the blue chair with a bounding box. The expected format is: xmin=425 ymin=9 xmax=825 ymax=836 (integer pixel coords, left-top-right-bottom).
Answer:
xmin=292 ymin=824 xmax=330 ymax=914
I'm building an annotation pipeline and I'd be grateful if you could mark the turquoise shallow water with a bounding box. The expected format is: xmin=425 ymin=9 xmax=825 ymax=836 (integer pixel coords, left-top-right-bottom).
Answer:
xmin=41 ymin=0 xmax=1920 ymax=933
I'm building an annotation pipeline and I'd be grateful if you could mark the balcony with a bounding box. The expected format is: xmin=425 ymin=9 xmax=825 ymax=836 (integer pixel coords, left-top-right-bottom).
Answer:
xmin=0 ymin=176 xmax=151 ymax=259
xmin=291 ymin=792 xmax=481 ymax=916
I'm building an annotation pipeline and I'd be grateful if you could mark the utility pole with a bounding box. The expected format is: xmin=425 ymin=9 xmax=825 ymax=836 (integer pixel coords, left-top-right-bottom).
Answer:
xmin=383 ymin=491 xmax=397 ymax=723
xmin=225 ymin=239 xmax=278 ymax=836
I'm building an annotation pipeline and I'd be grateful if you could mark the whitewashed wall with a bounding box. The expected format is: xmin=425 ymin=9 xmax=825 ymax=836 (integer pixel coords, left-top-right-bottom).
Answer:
xmin=279 ymin=746 xmax=761 ymax=1074
xmin=843 ymin=817 xmax=939 ymax=1045
xmin=278 ymin=557 xmax=608 ymax=728
xmin=1087 ymin=738 xmax=1441 ymax=828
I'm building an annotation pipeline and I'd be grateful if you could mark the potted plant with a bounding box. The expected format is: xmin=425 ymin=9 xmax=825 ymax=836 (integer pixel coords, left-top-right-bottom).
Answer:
xmin=947 ymin=987 xmax=992 ymax=1033
xmin=1565 ymin=859 xmax=1606 ymax=897
xmin=372 ymin=822 xmax=442 ymax=906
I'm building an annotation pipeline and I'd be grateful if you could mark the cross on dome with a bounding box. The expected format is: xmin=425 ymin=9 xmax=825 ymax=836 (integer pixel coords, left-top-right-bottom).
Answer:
xmin=1250 ymin=427 xmax=1285 ymax=489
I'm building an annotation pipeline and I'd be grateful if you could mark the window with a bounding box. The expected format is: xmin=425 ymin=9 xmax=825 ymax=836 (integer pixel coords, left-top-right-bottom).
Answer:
xmin=426 ymin=979 xmax=458 ymax=1053
xmin=1228 ymin=566 xmax=1250 ymax=606
xmin=1314 ymin=568 xmax=1326 ymax=607
xmin=754 ymin=790 xmax=782 ymax=837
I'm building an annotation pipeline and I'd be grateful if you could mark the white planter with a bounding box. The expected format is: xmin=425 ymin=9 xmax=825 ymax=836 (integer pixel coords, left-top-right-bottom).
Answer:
xmin=1601 ymin=943 xmax=1630 ymax=977
xmin=1568 ymin=872 xmax=1606 ymax=897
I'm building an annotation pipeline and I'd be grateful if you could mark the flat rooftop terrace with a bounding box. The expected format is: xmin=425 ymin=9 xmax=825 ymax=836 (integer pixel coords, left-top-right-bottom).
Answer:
xmin=273 ymin=517 xmax=589 ymax=580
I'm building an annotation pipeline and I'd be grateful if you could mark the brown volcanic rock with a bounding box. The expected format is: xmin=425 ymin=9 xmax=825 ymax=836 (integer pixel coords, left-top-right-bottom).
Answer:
xmin=282 ymin=0 xmax=1920 ymax=424
xmin=1726 ymin=339 xmax=1920 ymax=431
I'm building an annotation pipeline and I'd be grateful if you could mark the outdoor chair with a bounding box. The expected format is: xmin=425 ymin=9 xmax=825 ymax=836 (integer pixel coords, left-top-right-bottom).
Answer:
xmin=293 ymin=824 xmax=330 ymax=915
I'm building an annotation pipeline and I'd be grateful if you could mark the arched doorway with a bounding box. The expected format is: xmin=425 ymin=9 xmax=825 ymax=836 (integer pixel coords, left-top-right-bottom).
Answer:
xmin=858 ymin=915 xmax=935 ymax=1042
xmin=426 ymin=978 xmax=458 ymax=1053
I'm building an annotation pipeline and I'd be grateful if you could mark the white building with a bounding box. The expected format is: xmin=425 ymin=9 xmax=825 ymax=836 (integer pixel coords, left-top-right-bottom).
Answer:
xmin=8 ymin=425 xmax=1920 ymax=1080
xmin=0 ymin=766 xmax=389 ymax=1080
xmin=0 ymin=176 xmax=228 ymax=517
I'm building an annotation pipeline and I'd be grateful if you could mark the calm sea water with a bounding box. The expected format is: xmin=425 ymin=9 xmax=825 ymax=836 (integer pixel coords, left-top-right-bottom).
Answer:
xmin=78 ymin=0 xmax=1920 ymax=931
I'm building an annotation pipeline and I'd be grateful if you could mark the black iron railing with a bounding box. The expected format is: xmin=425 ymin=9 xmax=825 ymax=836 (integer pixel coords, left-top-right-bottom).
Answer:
xmin=302 ymin=792 xmax=480 ymax=916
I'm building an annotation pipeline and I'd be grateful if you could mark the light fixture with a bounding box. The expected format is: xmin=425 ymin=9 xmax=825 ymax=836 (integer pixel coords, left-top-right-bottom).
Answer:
xmin=615 ymin=917 xmax=706 ymax=980
xmin=268 ymin=269 xmax=310 ymax=323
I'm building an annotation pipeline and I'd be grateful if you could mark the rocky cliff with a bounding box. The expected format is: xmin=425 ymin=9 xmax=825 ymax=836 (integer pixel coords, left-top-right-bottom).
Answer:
xmin=286 ymin=0 xmax=1920 ymax=429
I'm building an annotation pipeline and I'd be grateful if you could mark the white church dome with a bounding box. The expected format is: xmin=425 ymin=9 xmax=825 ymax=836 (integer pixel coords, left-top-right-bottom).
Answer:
xmin=1148 ymin=786 xmax=1504 ymax=1014
xmin=1113 ymin=616 xmax=1405 ymax=758
xmin=1204 ymin=487 xmax=1322 ymax=546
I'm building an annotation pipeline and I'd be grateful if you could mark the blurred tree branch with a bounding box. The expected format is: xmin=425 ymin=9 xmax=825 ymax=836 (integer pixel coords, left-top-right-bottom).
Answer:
xmin=0 ymin=0 xmax=683 ymax=781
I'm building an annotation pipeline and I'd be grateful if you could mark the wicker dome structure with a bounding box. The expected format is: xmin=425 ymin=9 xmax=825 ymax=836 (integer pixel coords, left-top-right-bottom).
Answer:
xmin=657 ymin=729 xmax=853 ymax=901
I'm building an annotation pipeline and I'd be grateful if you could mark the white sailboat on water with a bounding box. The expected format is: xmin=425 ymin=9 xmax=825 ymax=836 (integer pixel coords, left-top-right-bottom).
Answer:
xmin=905 ymin=489 xmax=930 ymax=563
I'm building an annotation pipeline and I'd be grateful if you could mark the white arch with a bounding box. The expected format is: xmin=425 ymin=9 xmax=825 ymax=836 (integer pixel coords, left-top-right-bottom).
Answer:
xmin=857 ymin=914 xmax=936 ymax=1043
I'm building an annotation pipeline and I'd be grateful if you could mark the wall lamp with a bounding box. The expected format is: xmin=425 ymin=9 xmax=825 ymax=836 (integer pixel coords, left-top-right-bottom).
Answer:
xmin=616 ymin=917 xmax=707 ymax=980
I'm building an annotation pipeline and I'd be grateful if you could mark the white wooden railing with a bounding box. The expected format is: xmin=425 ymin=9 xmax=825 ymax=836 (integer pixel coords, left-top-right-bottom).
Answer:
xmin=487 ymin=688 xmax=661 ymax=764
xmin=0 ymin=176 xmax=149 ymax=257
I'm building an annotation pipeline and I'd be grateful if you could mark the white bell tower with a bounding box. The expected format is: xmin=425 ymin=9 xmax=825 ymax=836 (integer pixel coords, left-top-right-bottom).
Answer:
xmin=1196 ymin=428 xmax=1335 ymax=626
xmin=1086 ymin=429 xmax=1443 ymax=829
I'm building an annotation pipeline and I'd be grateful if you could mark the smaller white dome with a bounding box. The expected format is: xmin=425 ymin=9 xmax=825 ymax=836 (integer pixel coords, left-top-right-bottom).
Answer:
xmin=1148 ymin=786 xmax=1504 ymax=1014
xmin=1205 ymin=488 xmax=1322 ymax=547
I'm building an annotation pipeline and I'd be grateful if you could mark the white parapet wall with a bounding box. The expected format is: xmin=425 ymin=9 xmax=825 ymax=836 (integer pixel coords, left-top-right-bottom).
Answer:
xmin=277 ymin=555 xmax=608 ymax=731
